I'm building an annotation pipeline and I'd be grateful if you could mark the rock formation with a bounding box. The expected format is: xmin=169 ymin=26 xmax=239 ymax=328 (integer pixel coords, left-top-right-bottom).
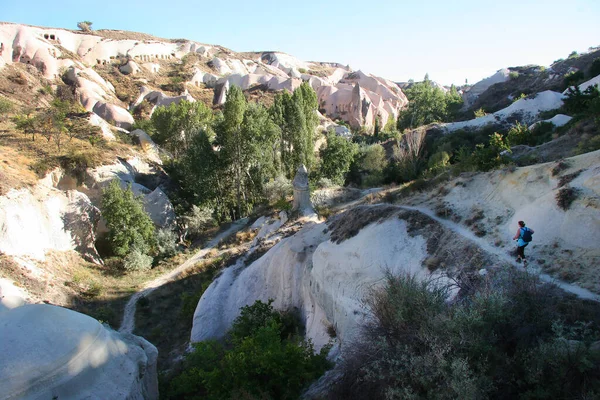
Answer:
xmin=192 ymin=150 xmax=600 ymax=351
xmin=462 ymin=68 xmax=510 ymax=108
xmin=0 ymin=22 xmax=409 ymax=131
xmin=0 ymin=303 xmax=158 ymax=400
xmin=292 ymin=165 xmax=313 ymax=214
xmin=441 ymin=90 xmax=565 ymax=132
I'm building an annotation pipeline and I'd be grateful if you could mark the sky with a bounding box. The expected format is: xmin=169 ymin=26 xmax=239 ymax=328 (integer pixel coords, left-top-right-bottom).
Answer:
xmin=3 ymin=0 xmax=600 ymax=86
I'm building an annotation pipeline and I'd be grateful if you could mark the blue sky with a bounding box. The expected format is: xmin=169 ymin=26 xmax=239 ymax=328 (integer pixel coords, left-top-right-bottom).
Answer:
xmin=3 ymin=0 xmax=600 ymax=85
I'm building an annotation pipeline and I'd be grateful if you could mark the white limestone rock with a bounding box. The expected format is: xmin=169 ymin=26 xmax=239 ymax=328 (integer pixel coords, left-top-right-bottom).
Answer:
xmin=130 ymin=129 xmax=163 ymax=164
xmin=119 ymin=60 xmax=140 ymax=75
xmin=442 ymin=90 xmax=565 ymax=132
xmin=143 ymin=187 xmax=176 ymax=229
xmin=191 ymin=213 xmax=431 ymax=349
xmin=0 ymin=185 xmax=100 ymax=263
xmin=528 ymin=114 xmax=572 ymax=130
xmin=0 ymin=304 xmax=158 ymax=400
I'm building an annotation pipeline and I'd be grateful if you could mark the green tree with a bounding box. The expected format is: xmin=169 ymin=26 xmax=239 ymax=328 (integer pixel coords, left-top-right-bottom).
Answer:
xmin=77 ymin=21 xmax=93 ymax=32
xmin=151 ymin=100 xmax=213 ymax=157
xmin=0 ymin=97 xmax=13 ymax=122
xmin=320 ymin=133 xmax=358 ymax=185
xmin=398 ymin=81 xmax=464 ymax=130
xmin=398 ymin=80 xmax=449 ymax=130
xmin=270 ymin=82 xmax=318 ymax=178
xmin=101 ymin=180 xmax=155 ymax=258
xmin=166 ymin=300 xmax=330 ymax=400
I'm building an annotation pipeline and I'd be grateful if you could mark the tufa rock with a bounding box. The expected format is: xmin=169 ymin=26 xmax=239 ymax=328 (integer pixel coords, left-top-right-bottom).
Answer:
xmin=292 ymin=165 xmax=313 ymax=214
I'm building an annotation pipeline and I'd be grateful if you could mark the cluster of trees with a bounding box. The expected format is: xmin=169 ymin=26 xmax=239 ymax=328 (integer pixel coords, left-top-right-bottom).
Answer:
xmin=149 ymin=83 xmax=318 ymax=221
xmin=165 ymin=300 xmax=330 ymax=399
xmin=100 ymin=180 xmax=158 ymax=271
xmin=12 ymin=85 xmax=100 ymax=151
xmin=397 ymin=76 xmax=463 ymax=131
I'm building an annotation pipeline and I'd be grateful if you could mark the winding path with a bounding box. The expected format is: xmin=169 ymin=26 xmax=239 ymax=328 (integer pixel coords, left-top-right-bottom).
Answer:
xmin=119 ymin=219 xmax=248 ymax=334
xmin=399 ymin=205 xmax=600 ymax=303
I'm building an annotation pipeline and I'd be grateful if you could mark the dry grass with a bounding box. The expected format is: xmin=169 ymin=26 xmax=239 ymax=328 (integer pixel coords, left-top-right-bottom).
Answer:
xmin=557 ymin=169 xmax=583 ymax=188
xmin=0 ymin=120 xmax=135 ymax=189
xmin=328 ymin=205 xmax=398 ymax=244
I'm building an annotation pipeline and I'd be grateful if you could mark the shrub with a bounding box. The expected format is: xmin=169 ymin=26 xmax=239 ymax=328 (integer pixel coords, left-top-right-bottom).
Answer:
xmin=165 ymin=300 xmax=330 ymax=400
xmin=263 ymin=175 xmax=293 ymax=203
xmin=320 ymin=133 xmax=358 ymax=185
xmin=0 ymin=97 xmax=14 ymax=121
xmin=551 ymin=159 xmax=570 ymax=176
xmin=509 ymin=71 xmax=520 ymax=80
xmin=156 ymin=228 xmax=178 ymax=258
xmin=329 ymin=272 xmax=600 ymax=400
xmin=506 ymin=121 xmax=531 ymax=146
xmin=564 ymin=70 xmax=585 ymax=89
xmin=181 ymin=205 xmax=216 ymax=239
xmin=557 ymin=169 xmax=582 ymax=188
xmin=556 ymin=186 xmax=579 ymax=210
xmin=474 ymin=107 xmax=487 ymax=118
xmin=101 ymin=179 xmax=156 ymax=258
xmin=576 ymin=134 xmax=600 ymax=154
xmin=122 ymin=247 xmax=153 ymax=272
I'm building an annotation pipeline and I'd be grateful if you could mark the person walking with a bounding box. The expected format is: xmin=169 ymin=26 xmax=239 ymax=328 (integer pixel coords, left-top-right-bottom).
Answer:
xmin=513 ymin=221 xmax=534 ymax=265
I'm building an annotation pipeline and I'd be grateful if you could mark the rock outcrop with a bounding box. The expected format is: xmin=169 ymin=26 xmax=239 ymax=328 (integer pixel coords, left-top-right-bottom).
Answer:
xmin=441 ymin=90 xmax=565 ymax=132
xmin=292 ymin=165 xmax=313 ymax=214
xmin=0 ymin=183 xmax=101 ymax=263
xmin=0 ymin=303 xmax=158 ymax=400
xmin=0 ymin=22 xmax=408 ymax=131
xmin=462 ymin=68 xmax=510 ymax=108
xmin=191 ymin=207 xmax=456 ymax=350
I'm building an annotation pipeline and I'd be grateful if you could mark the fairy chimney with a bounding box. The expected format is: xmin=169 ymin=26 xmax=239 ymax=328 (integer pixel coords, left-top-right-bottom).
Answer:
xmin=292 ymin=165 xmax=313 ymax=214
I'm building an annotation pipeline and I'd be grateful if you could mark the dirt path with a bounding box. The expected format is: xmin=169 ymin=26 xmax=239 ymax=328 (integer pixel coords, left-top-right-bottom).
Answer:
xmin=399 ymin=205 xmax=600 ymax=303
xmin=119 ymin=219 xmax=248 ymax=334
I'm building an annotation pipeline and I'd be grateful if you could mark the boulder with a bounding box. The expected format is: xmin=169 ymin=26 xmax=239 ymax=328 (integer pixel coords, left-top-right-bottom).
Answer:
xmin=119 ymin=60 xmax=140 ymax=75
xmin=92 ymin=102 xmax=134 ymax=130
xmin=143 ymin=187 xmax=176 ymax=229
xmin=0 ymin=304 xmax=158 ymax=400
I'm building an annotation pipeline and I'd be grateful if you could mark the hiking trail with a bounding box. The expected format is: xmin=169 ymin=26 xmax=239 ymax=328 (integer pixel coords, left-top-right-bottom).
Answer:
xmin=399 ymin=205 xmax=600 ymax=302
xmin=119 ymin=219 xmax=248 ymax=334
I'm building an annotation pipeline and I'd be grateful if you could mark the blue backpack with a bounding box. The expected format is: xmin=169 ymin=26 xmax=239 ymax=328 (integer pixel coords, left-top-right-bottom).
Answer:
xmin=521 ymin=227 xmax=533 ymax=243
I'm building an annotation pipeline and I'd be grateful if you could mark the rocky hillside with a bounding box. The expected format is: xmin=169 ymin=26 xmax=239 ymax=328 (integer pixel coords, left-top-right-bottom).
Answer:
xmin=1 ymin=21 xmax=600 ymax=400
xmin=0 ymin=22 xmax=407 ymax=131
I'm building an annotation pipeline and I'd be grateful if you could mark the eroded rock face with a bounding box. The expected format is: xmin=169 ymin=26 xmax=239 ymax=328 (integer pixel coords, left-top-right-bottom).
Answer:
xmin=0 ymin=304 xmax=158 ymax=400
xmin=0 ymin=184 xmax=101 ymax=263
xmin=191 ymin=211 xmax=432 ymax=350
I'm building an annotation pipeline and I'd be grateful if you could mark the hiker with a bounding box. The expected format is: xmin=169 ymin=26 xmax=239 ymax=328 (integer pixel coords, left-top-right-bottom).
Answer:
xmin=513 ymin=221 xmax=534 ymax=265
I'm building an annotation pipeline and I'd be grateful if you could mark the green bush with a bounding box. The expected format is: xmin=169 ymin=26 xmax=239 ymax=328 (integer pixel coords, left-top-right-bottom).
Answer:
xmin=329 ymin=272 xmax=600 ymax=400
xmin=320 ymin=133 xmax=358 ymax=185
xmin=509 ymin=71 xmax=520 ymax=80
xmin=0 ymin=97 xmax=14 ymax=121
xmin=101 ymin=179 xmax=156 ymax=259
xmin=564 ymin=70 xmax=585 ymax=89
xmin=263 ymin=175 xmax=293 ymax=203
xmin=123 ymin=247 xmax=153 ymax=272
xmin=156 ymin=228 xmax=178 ymax=258
xmin=165 ymin=300 xmax=330 ymax=400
